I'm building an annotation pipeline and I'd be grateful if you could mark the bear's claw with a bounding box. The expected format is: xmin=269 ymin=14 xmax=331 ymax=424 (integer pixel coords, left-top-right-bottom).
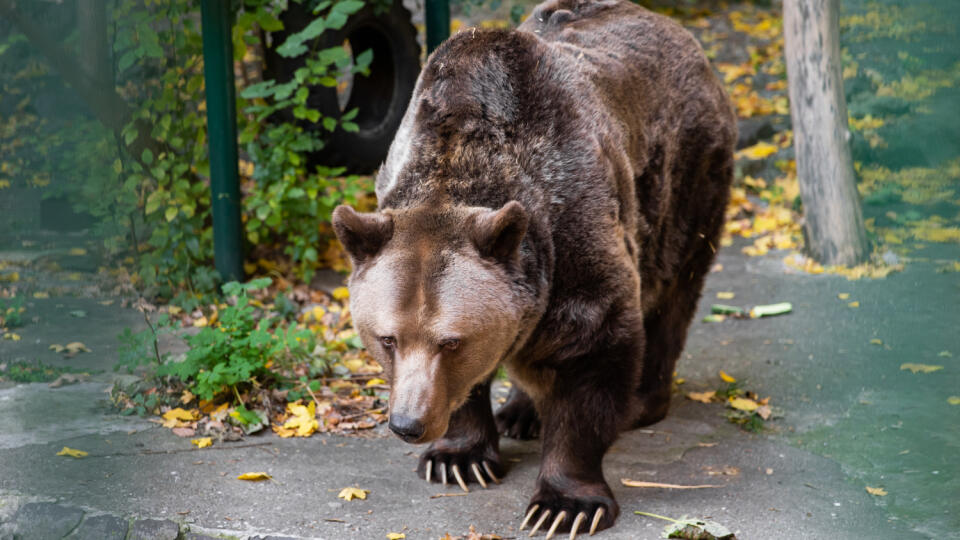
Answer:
xmin=422 ymin=456 xmax=501 ymax=492
xmin=521 ymin=503 xmax=607 ymax=538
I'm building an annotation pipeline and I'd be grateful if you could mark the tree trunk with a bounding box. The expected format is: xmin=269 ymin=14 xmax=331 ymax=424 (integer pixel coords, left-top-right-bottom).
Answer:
xmin=77 ymin=0 xmax=110 ymax=90
xmin=783 ymin=0 xmax=870 ymax=266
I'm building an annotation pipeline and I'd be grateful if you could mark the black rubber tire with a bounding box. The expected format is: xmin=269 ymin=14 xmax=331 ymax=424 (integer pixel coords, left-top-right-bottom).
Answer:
xmin=264 ymin=2 xmax=421 ymax=173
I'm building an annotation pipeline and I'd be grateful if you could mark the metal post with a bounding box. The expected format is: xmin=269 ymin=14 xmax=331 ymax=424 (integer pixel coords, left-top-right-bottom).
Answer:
xmin=200 ymin=0 xmax=244 ymax=283
xmin=425 ymin=0 xmax=450 ymax=54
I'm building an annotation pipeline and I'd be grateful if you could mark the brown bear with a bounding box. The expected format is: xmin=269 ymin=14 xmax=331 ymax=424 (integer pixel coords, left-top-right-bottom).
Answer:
xmin=332 ymin=0 xmax=736 ymax=536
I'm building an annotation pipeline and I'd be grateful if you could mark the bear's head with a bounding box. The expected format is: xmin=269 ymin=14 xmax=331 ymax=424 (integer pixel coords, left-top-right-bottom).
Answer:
xmin=332 ymin=201 xmax=529 ymax=443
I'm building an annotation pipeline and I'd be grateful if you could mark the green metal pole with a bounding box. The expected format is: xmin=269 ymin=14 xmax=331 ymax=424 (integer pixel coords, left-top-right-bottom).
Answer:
xmin=425 ymin=0 xmax=450 ymax=54
xmin=200 ymin=0 xmax=244 ymax=283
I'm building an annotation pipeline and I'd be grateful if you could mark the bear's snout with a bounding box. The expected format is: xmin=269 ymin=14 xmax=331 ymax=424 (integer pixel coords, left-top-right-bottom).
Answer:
xmin=388 ymin=414 xmax=426 ymax=442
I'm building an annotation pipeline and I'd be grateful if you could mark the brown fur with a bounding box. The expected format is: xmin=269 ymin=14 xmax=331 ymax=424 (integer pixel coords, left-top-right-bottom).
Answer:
xmin=333 ymin=0 xmax=736 ymax=533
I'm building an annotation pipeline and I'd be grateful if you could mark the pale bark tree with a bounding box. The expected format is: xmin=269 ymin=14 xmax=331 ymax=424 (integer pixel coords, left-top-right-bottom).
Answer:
xmin=783 ymin=0 xmax=870 ymax=265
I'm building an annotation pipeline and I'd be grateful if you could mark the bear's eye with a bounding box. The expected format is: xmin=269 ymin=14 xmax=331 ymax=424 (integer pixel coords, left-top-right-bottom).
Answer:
xmin=379 ymin=336 xmax=396 ymax=349
xmin=440 ymin=338 xmax=461 ymax=351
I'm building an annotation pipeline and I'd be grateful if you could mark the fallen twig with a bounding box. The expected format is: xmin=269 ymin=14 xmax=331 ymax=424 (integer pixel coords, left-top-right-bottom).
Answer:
xmin=430 ymin=492 xmax=470 ymax=499
xmin=621 ymin=479 xmax=723 ymax=489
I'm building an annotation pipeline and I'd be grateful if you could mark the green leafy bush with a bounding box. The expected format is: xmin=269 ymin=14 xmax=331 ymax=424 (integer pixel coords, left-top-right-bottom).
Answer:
xmin=119 ymin=278 xmax=318 ymax=401
xmin=1 ymin=0 xmax=375 ymax=297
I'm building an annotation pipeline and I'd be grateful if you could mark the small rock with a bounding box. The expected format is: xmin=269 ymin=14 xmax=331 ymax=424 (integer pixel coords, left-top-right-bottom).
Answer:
xmin=68 ymin=514 xmax=128 ymax=540
xmin=12 ymin=502 xmax=84 ymax=540
xmin=183 ymin=532 xmax=221 ymax=540
xmin=129 ymin=518 xmax=180 ymax=540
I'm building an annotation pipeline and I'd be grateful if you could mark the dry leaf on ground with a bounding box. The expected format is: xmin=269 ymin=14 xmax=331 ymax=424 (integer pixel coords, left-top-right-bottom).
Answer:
xmin=48 ymin=373 xmax=89 ymax=388
xmin=866 ymin=486 xmax=888 ymax=496
xmin=900 ymin=363 xmax=943 ymax=374
xmin=736 ymin=141 xmax=779 ymax=160
xmin=237 ymin=472 xmax=272 ymax=481
xmin=162 ymin=407 xmax=200 ymax=428
xmin=273 ymin=401 xmax=319 ymax=438
xmin=687 ymin=391 xmax=717 ymax=403
xmin=56 ymin=447 xmax=88 ymax=458
xmin=728 ymin=397 xmax=759 ymax=412
xmin=338 ymin=487 xmax=369 ymax=501
xmin=719 ymin=371 xmax=736 ymax=383
xmin=191 ymin=437 xmax=212 ymax=448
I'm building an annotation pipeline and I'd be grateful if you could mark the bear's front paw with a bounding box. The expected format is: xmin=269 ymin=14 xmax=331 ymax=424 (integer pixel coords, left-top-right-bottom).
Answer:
xmin=417 ymin=440 xmax=503 ymax=492
xmin=521 ymin=480 xmax=619 ymax=539
xmin=495 ymin=386 xmax=541 ymax=440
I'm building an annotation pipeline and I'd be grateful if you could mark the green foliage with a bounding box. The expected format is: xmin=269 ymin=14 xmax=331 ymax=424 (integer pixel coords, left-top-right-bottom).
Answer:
xmin=2 ymin=0 xmax=377 ymax=298
xmin=154 ymin=278 xmax=319 ymax=401
xmin=115 ymin=313 xmax=173 ymax=374
xmin=0 ymin=361 xmax=84 ymax=384
xmin=0 ymin=296 xmax=25 ymax=329
xmin=238 ymin=0 xmax=373 ymax=280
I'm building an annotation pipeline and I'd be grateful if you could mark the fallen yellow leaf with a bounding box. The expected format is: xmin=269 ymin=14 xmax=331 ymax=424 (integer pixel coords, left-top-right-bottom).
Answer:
xmin=866 ymin=486 xmax=888 ymax=496
xmin=837 ymin=293 xmax=850 ymax=300
xmin=237 ymin=472 xmax=272 ymax=481
xmin=191 ymin=437 xmax=213 ymax=449
xmin=3 ymin=332 xmax=21 ymax=341
xmin=162 ymin=407 xmax=199 ymax=428
xmin=338 ymin=487 xmax=369 ymax=501
xmin=365 ymin=378 xmax=386 ymax=387
xmin=332 ymin=286 xmax=350 ymax=301
xmin=33 ymin=291 xmax=50 ymax=299
xmin=686 ymin=391 xmax=717 ymax=403
xmin=69 ymin=248 xmax=87 ymax=256
xmin=56 ymin=447 xmax=88 ymax=458
xmin=900 ymin=363 xmax=943 ymax=374
xmin=848 ymin=301 xmax=860 ymax=308
xmin=736 ymin=141 xmax=779 ymax=160
xmin=64 ymin=342 xmax=91 ymax=353
xmin=719 ymin=370 xmax=736 ymax=383
xmin=386 ymin=534 xmax=406 ymax=540
xmin=870 ymin=339 xmax=883 ymax=345
xmin=728 ymin=397 xmax=759 ymax=412
xmin=193 ymin=316 xmax=208 ymax=328
xmin=716 ymin=291 xmax=735 ymax=300
xmin=164 ymin=407 xmax=199 ymax=421
xmin=279 ymin=401 xmax=318 ymax=437
xmin=948 ymin=396 xmax=960 ymax=405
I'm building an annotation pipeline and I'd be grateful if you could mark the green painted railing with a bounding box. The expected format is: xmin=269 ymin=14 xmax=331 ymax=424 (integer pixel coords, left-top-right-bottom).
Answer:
xmin=200 ymin=0 xmax=244 ymax=283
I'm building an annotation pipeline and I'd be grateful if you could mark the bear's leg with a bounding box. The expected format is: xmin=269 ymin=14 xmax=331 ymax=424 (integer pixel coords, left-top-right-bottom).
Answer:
xmin=521 ymin=339 xmax=638 ymax=536
xmin=495 ymin=384 xmax=541 ymax=440
xmin=635 ymin=256 xmax=715 ymax=427
xmin=417 ymin=379 xmax=503 ymax=489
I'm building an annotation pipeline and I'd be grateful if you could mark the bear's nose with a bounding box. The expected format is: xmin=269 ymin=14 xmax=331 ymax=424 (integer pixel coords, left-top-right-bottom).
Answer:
xmin=388 ymin=414 xmax=425 ymax=442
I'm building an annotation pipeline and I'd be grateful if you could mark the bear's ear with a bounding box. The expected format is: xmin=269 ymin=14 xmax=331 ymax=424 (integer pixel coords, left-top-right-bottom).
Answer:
xmin=332 ymin=205 xmax=394 ymax=266
xmin=471 ymin=201 xmax=528 ymax=263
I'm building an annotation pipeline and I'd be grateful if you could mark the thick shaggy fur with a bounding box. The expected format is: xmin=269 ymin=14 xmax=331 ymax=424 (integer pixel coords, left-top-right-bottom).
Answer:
xmin=333 ymin=0 xmax=736 ymax=533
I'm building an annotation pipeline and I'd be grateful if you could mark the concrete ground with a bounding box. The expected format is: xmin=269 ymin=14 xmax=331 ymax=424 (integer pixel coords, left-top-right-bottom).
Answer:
xmin=1 ymin=232 xmax=957 ymax=540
